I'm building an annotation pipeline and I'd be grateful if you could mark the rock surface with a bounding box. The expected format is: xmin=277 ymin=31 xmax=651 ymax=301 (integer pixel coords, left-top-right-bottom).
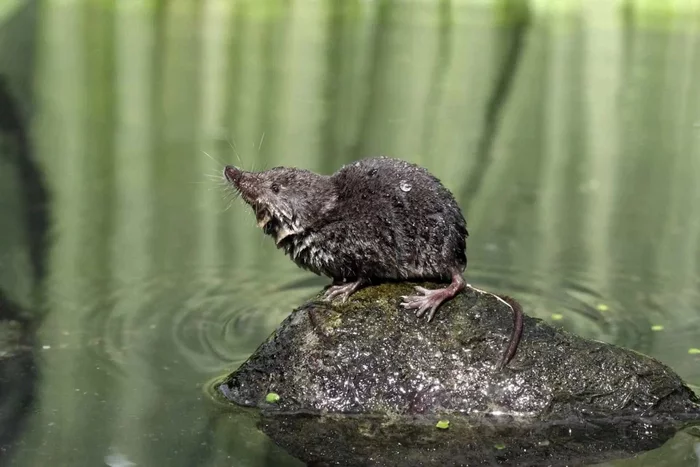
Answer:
xmin=218 ymin=283 xmax=700 ymax=420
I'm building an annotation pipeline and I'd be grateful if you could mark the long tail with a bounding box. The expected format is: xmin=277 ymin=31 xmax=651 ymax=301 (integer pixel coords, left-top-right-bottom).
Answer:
xmin=466 ymin=284 xmax=524 ymax=370
xmin=495 ymin=295 xmax=524 ymax=370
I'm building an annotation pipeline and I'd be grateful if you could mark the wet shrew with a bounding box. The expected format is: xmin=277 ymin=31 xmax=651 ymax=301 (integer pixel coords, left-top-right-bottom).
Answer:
xmin=223 ymin=156 xmax=523 ymax=369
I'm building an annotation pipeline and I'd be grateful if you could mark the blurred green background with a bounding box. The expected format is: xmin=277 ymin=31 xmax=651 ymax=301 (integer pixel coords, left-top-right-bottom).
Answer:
xmin=1 ymin=0 xmax=700 ymax=466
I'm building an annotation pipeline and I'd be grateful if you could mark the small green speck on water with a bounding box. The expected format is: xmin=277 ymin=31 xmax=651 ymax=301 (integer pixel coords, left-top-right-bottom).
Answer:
xmin=550 ymin=313 xmax=564 ymax=321
xmin=650 ymin=325 xmax=664 ymax=332
xmin=596 ymin=304 xmax=609 ymax=312
xmin=265 ymin=392 xmax=280 ymax=403
xmin=494 ymin=442 xmax=506 ymax=450
xmin=435 ymin=420 xmax=450 ymax=429
xmin=688 ymin=348 xmax=700 ymax=355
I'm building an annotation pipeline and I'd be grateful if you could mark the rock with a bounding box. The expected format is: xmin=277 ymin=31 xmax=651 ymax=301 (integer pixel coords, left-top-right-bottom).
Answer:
xmin=218 ymin=283 xmax=700 ymax=420
xmin=216 ymin=283 xmax=700 ymax=465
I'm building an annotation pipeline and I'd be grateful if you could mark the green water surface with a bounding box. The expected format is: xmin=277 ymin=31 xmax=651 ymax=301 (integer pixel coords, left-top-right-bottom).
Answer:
xmin=1 ymin=1 xmax=700 ymax=466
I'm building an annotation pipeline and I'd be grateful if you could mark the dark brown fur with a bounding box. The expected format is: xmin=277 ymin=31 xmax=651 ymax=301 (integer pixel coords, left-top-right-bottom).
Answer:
xmin=224 ymin=157 xmax=523 ymax=369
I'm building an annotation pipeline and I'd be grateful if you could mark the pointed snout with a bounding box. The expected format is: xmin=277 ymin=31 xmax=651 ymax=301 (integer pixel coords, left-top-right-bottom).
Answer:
xmin=224 ymin=165 xmax=258 ymax=203
xmin=224 ymin=165 xmax=242 ymax=185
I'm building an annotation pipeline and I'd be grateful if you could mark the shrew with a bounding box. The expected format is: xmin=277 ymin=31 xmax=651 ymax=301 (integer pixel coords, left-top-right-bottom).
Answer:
xmin=223 ymin=156 xmax=523 ymax=369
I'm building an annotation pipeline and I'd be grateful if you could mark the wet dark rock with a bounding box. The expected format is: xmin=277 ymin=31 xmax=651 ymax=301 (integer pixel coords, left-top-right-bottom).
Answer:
xmin=219 ymin=283 xmax=699 ymax=418
xmin=216 ymin=283 xmax=700 ymax=465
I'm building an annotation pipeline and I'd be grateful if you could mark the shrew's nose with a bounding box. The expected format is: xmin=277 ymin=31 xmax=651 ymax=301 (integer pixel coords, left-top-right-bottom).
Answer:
xmin=224 ymin=165 xmax=242 ymax=184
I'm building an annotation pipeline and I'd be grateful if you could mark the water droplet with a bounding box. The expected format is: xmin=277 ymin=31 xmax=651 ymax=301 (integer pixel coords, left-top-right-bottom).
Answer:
xmin=400 ymin=180 xmax=412 ymax=192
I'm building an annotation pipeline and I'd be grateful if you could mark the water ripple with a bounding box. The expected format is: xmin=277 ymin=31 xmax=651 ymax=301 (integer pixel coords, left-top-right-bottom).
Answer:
xmin=40 ymin=259 xmax=700 ymax=390
xmin=41 ymin=265 xmax=323 ymax=386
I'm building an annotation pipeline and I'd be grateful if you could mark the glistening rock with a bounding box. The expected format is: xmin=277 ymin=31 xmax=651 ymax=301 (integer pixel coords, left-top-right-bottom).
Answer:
xmin=217 ymin=283 xmax=700 ymax=420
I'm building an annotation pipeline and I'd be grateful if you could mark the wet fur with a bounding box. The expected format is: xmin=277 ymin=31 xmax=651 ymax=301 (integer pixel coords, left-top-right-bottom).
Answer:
xmin=225 ymin=157 xmax=523 ymax=369
xmin=237 ymin=157 xmax=468 ymax=284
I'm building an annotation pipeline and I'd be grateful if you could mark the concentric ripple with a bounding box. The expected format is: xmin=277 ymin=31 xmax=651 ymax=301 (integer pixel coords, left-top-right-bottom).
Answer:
xmin=40 ymin=262 xmax=325 ymax=388
xmin=38 ymin=256 xmax=700 ymax=393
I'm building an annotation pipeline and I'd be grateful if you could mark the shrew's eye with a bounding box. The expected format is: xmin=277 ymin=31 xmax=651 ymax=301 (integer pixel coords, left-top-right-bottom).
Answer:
xmin=271 ymin=183 xmax=280 ymax=194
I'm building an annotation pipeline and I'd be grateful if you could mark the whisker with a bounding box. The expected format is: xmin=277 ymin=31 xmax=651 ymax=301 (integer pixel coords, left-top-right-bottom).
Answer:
xmin=202 ymin=150 xmax=226 ymax=167
xmin=227 ymin=137 xmax=243 ymax=166
xmin=223 ymin=198 xmax=237 ymax=212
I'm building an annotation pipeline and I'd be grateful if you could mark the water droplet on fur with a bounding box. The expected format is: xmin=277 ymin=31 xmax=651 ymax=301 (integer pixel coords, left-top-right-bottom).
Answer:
xmin=400 ymin=181 xmax=412 ymax=192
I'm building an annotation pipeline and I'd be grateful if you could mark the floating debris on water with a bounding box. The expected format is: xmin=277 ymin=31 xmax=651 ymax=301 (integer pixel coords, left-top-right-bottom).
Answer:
xmin=550 ymin=313 xmax=564 ymax=321
xmin=265 ymin=392 xmax=281 ymax=403
xmin=596 ymin=304 xmax=609 ymax=312
xmin=435 ymin=420 xmax=450 ymax=429
xmin=494 ymin=442 xmax=506 ymax=450
xmin=650 ymin=325 xmax=664 ymax=332
xmin=688 ymin=348 xmax=700 ymax=355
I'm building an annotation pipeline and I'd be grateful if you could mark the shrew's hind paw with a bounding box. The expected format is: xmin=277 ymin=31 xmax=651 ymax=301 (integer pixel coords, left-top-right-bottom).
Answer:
xmin=401 ymin=286 xmax=448 ymax=322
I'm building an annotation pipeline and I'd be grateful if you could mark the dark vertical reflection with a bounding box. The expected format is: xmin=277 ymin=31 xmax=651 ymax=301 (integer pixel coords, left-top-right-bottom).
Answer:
xmin=0 ymin=0 xmax=44 ymax=285
xmin=0 ymin=98 xmax=41 ymax=463
xmin=459 ymin=0 xmax=530 ymax=210
xmin=0 ymin=290 xmax=36 ymax=465
xmin=0 ymin=2 xmax=42 ymax=464
xmin=0 ymin=76 xmax=48 ymax=283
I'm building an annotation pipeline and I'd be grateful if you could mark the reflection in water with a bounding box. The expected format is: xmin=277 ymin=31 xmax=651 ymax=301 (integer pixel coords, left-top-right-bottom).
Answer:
xmin=0 ymin=0 xmax=698 ymax=466
xmin=0 ymin=290 xmax=36 ymax=466
xmin=0 ymin=0 xmax=45 ymax=459
xmin=258 ymin=411 xmax=697 ymax=467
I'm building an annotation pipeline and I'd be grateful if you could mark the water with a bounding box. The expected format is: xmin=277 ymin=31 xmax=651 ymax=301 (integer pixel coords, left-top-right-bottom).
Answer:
xmin=1 ymin=1 xmax=700 ymax=466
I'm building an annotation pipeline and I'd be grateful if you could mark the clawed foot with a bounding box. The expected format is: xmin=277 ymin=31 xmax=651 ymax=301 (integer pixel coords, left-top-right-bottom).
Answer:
xmin=322 ymin=281 xmax=364 ymax=303
xmin=401 ymin=286 xmax=451 ymax=322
